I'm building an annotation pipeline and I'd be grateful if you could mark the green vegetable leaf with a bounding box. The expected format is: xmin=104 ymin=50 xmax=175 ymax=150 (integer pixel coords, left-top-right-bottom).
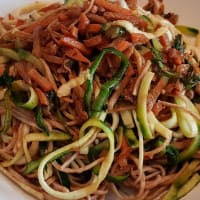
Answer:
xmin=151 ymin=47 xmax=164 ymax=68
xmin=165 ymin=145 xmax=179 ymax=167
xmin=173 ymin=34 xmax=184 ymax=53
xmin=35 ymin=106 xmax=49 ymax=134
xmin=57 ymin=171 xmax=71 ymax=188
xmin=0 ymin=73 xmax=13 ymax=87
xmin=182 ymin=70 xmax=200 ymax=90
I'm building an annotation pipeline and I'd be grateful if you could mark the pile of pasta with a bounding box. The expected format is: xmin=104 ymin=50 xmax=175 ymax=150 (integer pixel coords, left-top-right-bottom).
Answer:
xmin=0 ymin=0 xmax=200 ymax=199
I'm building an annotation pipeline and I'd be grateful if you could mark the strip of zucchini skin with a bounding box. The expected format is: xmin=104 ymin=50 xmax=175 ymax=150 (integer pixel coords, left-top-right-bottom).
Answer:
xmin=38 ymin=118 xmax=115 ymax=200
xmin=176 ymin=96 xmax=200 ymax=163
xmin=0 ymin=47 xmax=45 ymax=74
xmin=162 ymin=160 xmax=200 ymax=200
xmin=176 ymin=25 xmax=199 ymax=36
xmin=23 ymin=132 xmax=71 ymax=162
xmin=136 ymin=71 xmax=154 ymax=139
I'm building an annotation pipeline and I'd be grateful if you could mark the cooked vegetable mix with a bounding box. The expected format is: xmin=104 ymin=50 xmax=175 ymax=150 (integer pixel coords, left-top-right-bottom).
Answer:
xmin=0 ymin=0 xmax=200 ymax=200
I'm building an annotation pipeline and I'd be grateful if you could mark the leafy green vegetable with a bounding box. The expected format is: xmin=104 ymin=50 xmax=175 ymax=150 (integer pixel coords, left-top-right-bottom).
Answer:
xmin=35 ymin=106 xmax=49 ymax=134
xmin=182 ymin=70 xmax=200 ymax=90
xmin=23 ymin=158 xmax=43 ymax=175
xmin=57 ymin=171 xmax=71 ymax=188
xmin=39 ymin=142 xmax=48 ymax=156
xmin=0 ymin=73 xmax=13 ymax=87
xmin=88 ymin=140 xmax=109 ymax=161
xmin=151 ymin=47 xmax=164 ymax=68
xmin=173 ymin=34 xmax=184 ymax=53
xmin=165 ymin=145 xmax=179 ymax=167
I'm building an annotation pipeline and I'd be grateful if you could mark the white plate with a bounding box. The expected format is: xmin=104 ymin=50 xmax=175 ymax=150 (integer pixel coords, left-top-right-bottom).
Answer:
xmin=0 ymin=1 xmax=199 ymax=200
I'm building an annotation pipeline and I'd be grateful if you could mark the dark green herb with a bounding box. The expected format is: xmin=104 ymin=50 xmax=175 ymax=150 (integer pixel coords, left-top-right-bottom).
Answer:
xmin=151 ymin=47 xmax=164 ymax=68
xmin=57 ymin=171 xmax=71 ymax=188
xmin=0 ymin=73 xmax=13 ymax=87
xmin=39 ymin=142 xmax=48 ymax=156
xmin=88 ymin=140 xmax=109 ymax=161
xmin=165 ymin=145 xmax=179 ymax=167
xmin=173 ymin=34 xmax=184 ymax=53
xmin=35 ymin=106 xmax=49 ymax=134
xmin=182 ymin=70 xmax=200 ymax=90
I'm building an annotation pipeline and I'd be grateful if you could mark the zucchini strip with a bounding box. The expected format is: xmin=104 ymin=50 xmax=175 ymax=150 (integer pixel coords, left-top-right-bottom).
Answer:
xmin=38 ymin=118 xmax=114 ymax=200
xmin=136 ymin=71 xmax=154 ymax=139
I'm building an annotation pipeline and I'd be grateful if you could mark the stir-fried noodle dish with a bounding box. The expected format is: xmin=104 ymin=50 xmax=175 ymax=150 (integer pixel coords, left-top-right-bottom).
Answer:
xmin=0 ymin=0 xmax=200 ymax=199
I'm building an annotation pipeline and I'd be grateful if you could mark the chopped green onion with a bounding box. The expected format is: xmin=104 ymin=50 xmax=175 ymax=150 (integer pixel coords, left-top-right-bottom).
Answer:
xmin=84 ymin=47 xmax=129 ymax=116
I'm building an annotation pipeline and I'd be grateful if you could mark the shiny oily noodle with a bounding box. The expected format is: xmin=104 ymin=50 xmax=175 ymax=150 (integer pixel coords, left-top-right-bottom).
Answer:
xmin=0 ymin=0 xmax=200 ymax=200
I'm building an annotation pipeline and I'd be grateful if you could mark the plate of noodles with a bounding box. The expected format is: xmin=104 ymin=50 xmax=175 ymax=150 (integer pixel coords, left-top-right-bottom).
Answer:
xmin=0 ymin=0 xmax=200 ymax=200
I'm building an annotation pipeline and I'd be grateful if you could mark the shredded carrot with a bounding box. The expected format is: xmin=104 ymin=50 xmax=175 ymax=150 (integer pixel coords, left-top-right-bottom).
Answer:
xmin=16 ymin=19 xmax=25 ymax=26
xmin=27 ymin=68 xmax=53 ymax=92
xmin=23 ymin=15 xmax=56 ymax=33
xmin=117 ymin=135 xmax=132 ymax=161
xmin=78 ymin=13 xmax=90 ymax=35
xmin=148 ymin=77 xmax=168 ymax=111
xmin=83 ymin=35 xmax=103 ymax=47
xmin=130 ymin=33 xmax=148 ymax=45
xmin=35 ymin=88 xmax=49 ymax=106
xmin=87 ymin=24 xmax=102 ymax=33
xmin=0 ymin=64 xmax=5 ymax=76
xmin=143 ymin=51 xmax=153 ymax=60
xmin=65 ymin=48 xmax=90 ymax=63
xmin=8 ymin=13 xmax=14 ymax=20
xmin=113 ymin=40 xmax=130 ymax=52
xmin=60 ymin=37 xmax=90 ymax=55
xmin=42 ymin=53 xmax=64 ymax=64
xmin=95 ymin=0 xmax=132 ymax=15
xmin=39 ymin=3 xmax=61 ymax=12
xmin=87 ymin=13 xmax=107 ymax=24
xmin=58 ymin=12 xmax=68 ymax=22
xmin=69 ymin=25 xmax=78 ymax=39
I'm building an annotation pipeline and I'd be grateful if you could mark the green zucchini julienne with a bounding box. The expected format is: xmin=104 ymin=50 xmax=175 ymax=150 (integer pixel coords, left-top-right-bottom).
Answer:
xmin=11 ymin=80 xmax=38 ymax=110
xmin=0 ymin=48 xmax=44 ymax=74
xmin=176 ymin=25 xmax=199 ymax=36
xmin=120 ymin=110 xmax=135 ymax=128
xmin=124 ymin=128 xmax=138 ymax=148
xmin=38 ymin=117 xmax=115 ymax=199
xmin=24 ymin=158 xmax=43 ymax=175
xmin=163 ymin=160 xmax=200 ymax=200
xmin=136 ymin=71 xmax=154 ymax=139
xmin=174 ymin=96 xmax=198 ymax=138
